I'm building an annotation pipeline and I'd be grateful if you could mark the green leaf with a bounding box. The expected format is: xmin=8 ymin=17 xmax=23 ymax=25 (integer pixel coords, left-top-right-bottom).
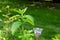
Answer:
xmin=22 ymin=7 xmax=28 ymax=14
xmin=18 ymin=9 xmax=23 ymax=14
xmin=14 ymin=9 xmax=23 ymax=14
xmin=13 ymin=7 xmax=28 ymax=14
xmin=11 ymin=21 xmax=22 ymax=35
xmin=24 ymin=15 xmax=34 ymax=26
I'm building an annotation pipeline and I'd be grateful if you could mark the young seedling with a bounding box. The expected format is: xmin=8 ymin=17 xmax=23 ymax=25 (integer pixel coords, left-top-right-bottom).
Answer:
xmin=10 ymin=7 xmax=34 ymax=35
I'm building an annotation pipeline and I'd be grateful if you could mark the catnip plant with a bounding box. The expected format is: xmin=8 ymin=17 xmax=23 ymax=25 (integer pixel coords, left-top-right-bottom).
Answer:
xmin=10 ymin=7 xmax=34 ymax=35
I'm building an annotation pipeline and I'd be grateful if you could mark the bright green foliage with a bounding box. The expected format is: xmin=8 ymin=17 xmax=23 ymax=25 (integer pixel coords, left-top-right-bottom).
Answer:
xmin=0 ymin=30 xmax=8 ymax=40
xmin=11 ymin=21 xmax=22 ymax=35
xmin=13 ymin=7 xmax=28 ymax=14
xmin=11 ymin=7 xmax=34 ymax=35
xmin=1 ymin=0 xmax=60 ymax=40
xmin=0 ymin=1 xmax=35 ymax=39
xmin=24 ymin=15 xmax=34 ymax=25
xmin=21 ymin=7 xmax=28 ymax=14
xmin=18 ymin=30 xmax=34 ymax=40
xmin=52 ymin=34 xmax=60 ymax=40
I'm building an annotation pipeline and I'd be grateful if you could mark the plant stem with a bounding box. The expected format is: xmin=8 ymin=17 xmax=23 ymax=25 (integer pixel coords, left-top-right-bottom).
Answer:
xmin=21 ymin=14 xmax=24 ymax=31
xmin=22 ymin=24 xmax=24 ymax=31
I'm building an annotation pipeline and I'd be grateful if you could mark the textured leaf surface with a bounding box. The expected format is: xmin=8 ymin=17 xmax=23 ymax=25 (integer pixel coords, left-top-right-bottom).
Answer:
xmin=24 ymin=15 xmax=34 ymax=26
xmin=11 ymin=21 xmax=22 ymax=35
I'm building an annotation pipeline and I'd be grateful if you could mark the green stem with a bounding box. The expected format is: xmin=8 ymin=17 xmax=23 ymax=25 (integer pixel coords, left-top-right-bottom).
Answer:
xmin=22 ymin=24 xmax=24 ymax=31
xmin=21 ymin=14 xmax=24 ymax=32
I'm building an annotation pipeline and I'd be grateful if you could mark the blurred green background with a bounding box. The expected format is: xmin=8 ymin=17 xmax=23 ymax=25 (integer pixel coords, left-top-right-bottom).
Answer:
xmin=0 ymin=0 xmax=60 ymax=40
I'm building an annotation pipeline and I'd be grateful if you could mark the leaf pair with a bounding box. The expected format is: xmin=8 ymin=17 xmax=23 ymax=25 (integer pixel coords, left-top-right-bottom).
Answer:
xmin=13 ymin=7 xmax=28 ymax=14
